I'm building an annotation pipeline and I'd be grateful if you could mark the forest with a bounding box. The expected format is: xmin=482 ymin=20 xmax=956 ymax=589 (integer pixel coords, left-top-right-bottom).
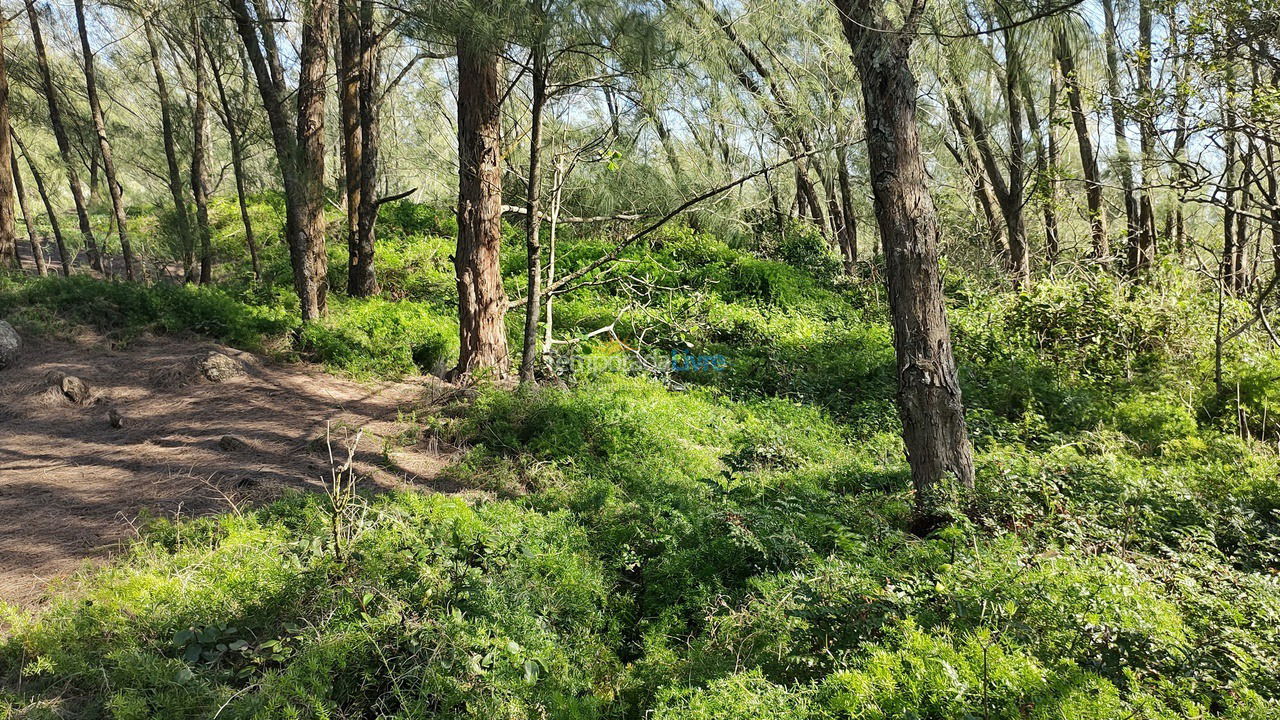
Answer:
xmin=0 ymin=0 xmax=1279 ymax=716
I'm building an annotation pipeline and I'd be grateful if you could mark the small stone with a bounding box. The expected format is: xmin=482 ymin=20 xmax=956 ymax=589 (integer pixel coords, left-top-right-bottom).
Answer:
xmin=218 ymin=435 xmax=249 ymax=451
xmin=198 ymin=352 xmax=243 ymax=383
xmin=108 ymin=407 xmax=124 ymax=428
xmin=59 ymin=375 xmax=91 ymax=405
xmin=0 ymin=321 xmax=21 ymax=370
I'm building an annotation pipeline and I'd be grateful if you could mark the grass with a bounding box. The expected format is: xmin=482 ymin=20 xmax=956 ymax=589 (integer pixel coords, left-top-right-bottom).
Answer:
xmin=3 ymin=205 xmax=1280 ymax=718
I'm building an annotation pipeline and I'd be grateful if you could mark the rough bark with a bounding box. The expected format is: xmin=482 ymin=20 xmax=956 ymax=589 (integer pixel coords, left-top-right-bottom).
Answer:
xmin=337 ymin=0 xmax=366 ymax=293
xmin=1134 ymin=0 xmax=1157 ymax=273
xmin=352 ymin=0 xmax=379 ymax=296
xmin=74 ymin=0 xmax=137 ymax=280
xmin=835 ymin=0 xmax=976 ymax=533
xmin=0 ymin=16 xmax=15 ymax=269
xmin=232 ymin=0 xmax=332 ymax=319
xmin=453 ymin=33 xmax=510 ymax=377
xmin=26 ymin=0 xmax=102 ymax=273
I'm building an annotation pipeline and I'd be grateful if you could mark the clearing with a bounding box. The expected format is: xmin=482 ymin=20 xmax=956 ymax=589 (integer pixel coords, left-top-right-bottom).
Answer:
xmin=0 ymin=332 xmax=457 ymax=606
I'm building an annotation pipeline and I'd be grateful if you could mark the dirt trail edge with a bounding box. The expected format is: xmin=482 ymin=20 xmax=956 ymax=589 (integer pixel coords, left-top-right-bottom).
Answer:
xmin=0 ymin=333 xmax=459 ymax=607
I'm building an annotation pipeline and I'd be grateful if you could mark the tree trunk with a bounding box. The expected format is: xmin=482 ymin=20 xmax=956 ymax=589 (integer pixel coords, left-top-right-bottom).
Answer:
xmin=1223 ymin=86 xmax=1238 ymax=294
xmin=352 ymin=0 xmax=379 ymax=296
xmin=338 ymin=0 xmax=366 ymax=294
xmin=1134 ymin=0 xmax=1157 ymax=273
xmin=11 ymin=151 xmax=46 ymax=275
xmin=1101 ymin=0 xmax=1140 ymax=272
xmin=520 ymin=41 xmax=546 ymax=384
xmin=943 ymin=93 xmax=1007 ymax=261
xmin=835 ymin=0 xmax=976 ymax=534
xmin=232 ymin=0 xmax=332 ymax=319
xmin=145 ymin=19 xmax=194 ymax=280
xmin=1020 ymin=70 xmax=1059 ymax=268
xmin=15 ymin=132 xmax=70 ymax=275
xmin=1000 ymin=28 xmax=1030 ymax=287
xmin=190 ymin=18 xmax=213 ymax=284
xmin=207 ymin=43 xmax=261 ymax=280
xmin=1055 ymin=29 xmax=1108 ymax=259
xmin=74 ymin=0 xmax=137 ymax=280
xmin=836 ymin=144 xmax=858 ymax=272
xmin=0 ymin=16 xmax=16 ymax=270
xmin=26 ymin=0 xmax=102 ymax=273
xmin=453 ymin=32 xmax=510 ymax=377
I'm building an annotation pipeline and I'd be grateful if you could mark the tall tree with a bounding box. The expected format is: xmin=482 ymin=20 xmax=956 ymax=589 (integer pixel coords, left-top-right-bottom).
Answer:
xmin=74 ymin=0 xmax=138 ymax=280
xmin=14 ymin=132 xmax=71 ymax=275
xmin=0 ymin=15 xmax=16 ymax=269
xmin=231 ymin=0 xmax=335 ymax=320
xmin=453 ymin=27 xmax=510 ymax=377
xmin=26 ymin=0 xmax=103 ymax=273
xmin=10 ymin=151 xmax=47 ymax=276
xmin=206 ymin=39 xmax=261 ymax=280
xmin=835 ymin=0 xmax=976 ymax=532
xmin=1054 ymin=28 xmax=1108 ymax=258
xmin=144 ymin=18 xmax=195 ymax=280
xmin=190 ymin=16 xmax=214 ymax=284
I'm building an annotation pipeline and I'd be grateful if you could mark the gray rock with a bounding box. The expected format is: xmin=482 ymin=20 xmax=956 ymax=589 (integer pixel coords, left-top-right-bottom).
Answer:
xmin=59 ymin=375 xmax=92 ymax=405
xmin=198 ymin=352 xmax=243 ymax=383
xmin=108 ymin=407 xmax=124 ymax=428
xmin=218 ymin=435 xmax=249 ymax=451
xmin=0 ymin=321 xmax=20 ymax=370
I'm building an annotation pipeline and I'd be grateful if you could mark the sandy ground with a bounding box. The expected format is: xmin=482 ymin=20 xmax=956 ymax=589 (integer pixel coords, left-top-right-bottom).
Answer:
xmin=0 ymin=332 xmax=461 ymax=607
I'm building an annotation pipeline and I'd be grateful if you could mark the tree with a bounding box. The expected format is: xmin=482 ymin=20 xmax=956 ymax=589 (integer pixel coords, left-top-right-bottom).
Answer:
xmin=26 ymin=0 xmax=103 ymax=273
xmin=453 ymin=27 xmax=510 ymax=377
xmin=74 ymin=0 xmax=138 ymax=280
xmin=190 ymin=15 xmax=214 ymax=284
xmin=14 ymin=131 xmax=72 ymax=276
xmin=834 ymin=0 xmax=976 ymax=532
xmin=143 ymin=17 xmax=195 ymax=280
xmin=230 ymin=0 xmax=335 ymax=320
xmin=0 ymin=15 xmax=16 ymax=270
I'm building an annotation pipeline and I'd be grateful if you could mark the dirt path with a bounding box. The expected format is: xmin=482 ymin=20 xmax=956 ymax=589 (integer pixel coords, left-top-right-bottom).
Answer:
xmin=0 ymin=332 xmax=461 ymax=607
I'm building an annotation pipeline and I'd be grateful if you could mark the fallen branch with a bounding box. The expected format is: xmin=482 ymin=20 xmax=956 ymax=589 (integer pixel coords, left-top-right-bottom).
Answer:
xmin=501 ymin=205 xmax=646 ymax=224
xmin=375 ymin=187 xmax=418 ymax=206
xmin=509 ymin=141 xmax=860 ymax=310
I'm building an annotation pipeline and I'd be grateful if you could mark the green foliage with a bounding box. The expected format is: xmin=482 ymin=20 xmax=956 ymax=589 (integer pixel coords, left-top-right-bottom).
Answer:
xmin=7 ymin=207 xmax=1280 ymax=719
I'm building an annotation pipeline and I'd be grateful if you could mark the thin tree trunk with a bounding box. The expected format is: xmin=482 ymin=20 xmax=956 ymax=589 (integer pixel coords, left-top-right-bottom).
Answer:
xmin=1134 ymin=0 xmax=1157 ymax=273
xmin=11 ymin=151 xmax=46 ymax=275
xmin=145 ymin=19 xmax=194 ymax=280
xmin=453 ymin=32 xmax=509 ymax=377
xmin=0 ymin=15 xmax=16 ymax=270
xmin=1022 ymin=72 xmax=1060 ymax=267
xmin=74 ymin=0 xmax=136 ymax=280
xmin=1055 ymin=29 xmax=1108 ymax=258
xmin=835 ymin=0 xmax=976 ymax=534
xmin=1001 ymin=27 xmax=1030 ymax=287
xmin=15 ymin=132 xmax=70 ymax=275
xmin=232 ymin=0 xmax=332 ymax=319
xmin=26 ymin=0 xmax=102 ymax=273
xmin=1102 ymin=0 xmax=1140 ymax=272
xmin=520 ymin=40 xmax=547 ymax=384
xmin=207 ymin=43 xmax=261 ymax=280
xmin=190 ymin=18 xmax=213 ymax=284
xmin=943 ymin=93 xmax=1007 ymax=260
xmin=338 ymin=0 xmax=364 ymax=293
xmin=1223 ymin=79 xmax=1238 ymax=294
xmin=836 ymin=144 xmax=858 ymax=271
xmin=352 ymin=0 xmax=379 ymax=296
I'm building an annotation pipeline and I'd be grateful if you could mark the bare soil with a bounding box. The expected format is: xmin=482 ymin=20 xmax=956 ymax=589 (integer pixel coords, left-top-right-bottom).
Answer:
xmin=0 ymin=332 xmax=461 ymax=607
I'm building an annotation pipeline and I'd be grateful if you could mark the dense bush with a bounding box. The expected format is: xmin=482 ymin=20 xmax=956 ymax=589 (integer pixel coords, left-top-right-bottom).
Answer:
xmin=5 ymin=206 xmax=1280 ymax=718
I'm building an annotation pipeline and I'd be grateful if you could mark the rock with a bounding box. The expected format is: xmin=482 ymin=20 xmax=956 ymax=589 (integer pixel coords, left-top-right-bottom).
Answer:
xmin=218 ymin=435 xmax=249 ymax=451
xmin=108 ymin=407 xmax=124 ymax=428
xmin=0 ymin=321 xmax=20 ymax=370
xmin=198 ymin=352 xmax=243 ymax=383
xmin=58 ymin=375 xmax=91 ymax=405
